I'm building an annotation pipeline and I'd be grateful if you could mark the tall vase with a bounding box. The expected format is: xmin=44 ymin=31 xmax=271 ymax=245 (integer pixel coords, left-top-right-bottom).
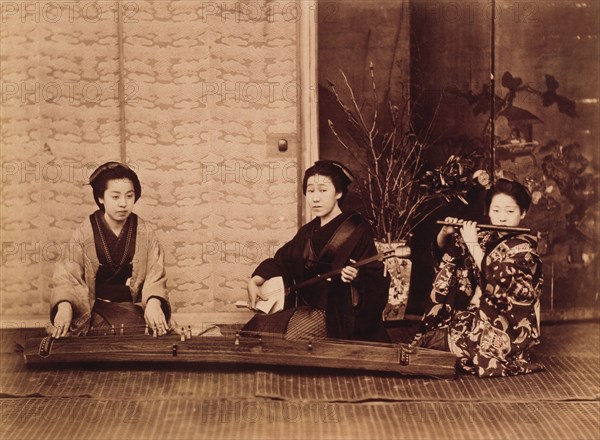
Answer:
xmin=374 ymin=240 xmax=412 ymax=321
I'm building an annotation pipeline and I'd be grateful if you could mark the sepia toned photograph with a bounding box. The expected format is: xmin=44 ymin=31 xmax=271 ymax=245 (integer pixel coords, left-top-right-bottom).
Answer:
xmin=1 ymin=1 xmax=598 ymax=439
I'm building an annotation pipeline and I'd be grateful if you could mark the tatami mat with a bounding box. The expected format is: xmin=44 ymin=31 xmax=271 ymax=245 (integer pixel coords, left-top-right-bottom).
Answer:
xmin=6 ymin=354 xmax=595 ymax=403
xmin=532 ymin=321 xmax=600 ymax=358
xmin=2 ymin=322 xmax=598 ymax=439
xmin=1 ymin=398 xmax=598 ymax=440
xmin=255 ymin=355 xmax=599 ymax=402
xmin=0 ymin=361 xmax=256 ymax=400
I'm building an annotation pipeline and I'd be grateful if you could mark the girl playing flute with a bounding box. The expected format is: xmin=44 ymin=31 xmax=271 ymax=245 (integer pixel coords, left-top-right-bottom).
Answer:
xmin=414 ymin=178 xmax=544 ymax=377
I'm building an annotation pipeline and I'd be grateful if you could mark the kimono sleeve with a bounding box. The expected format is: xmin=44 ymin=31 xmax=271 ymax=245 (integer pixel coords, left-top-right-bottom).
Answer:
xmin=252 ymin=234 xmax=298 ymax=281
xmin=350 ymin=223 xmax=390 ymax=321
xmin=486 ymin=237 xmax=542 ymax=305
xmin=141 ymin=227 xmax=170 ymax=319
xmin=50 ymin=224 xmax=91 ymax=324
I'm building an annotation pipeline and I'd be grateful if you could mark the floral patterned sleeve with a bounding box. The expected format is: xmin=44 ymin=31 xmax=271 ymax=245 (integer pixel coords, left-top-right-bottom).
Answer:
xmin=415 ymin=233 xmax=481 ymax=339
xmin=485 ymin=235 xmax=543 ymax=307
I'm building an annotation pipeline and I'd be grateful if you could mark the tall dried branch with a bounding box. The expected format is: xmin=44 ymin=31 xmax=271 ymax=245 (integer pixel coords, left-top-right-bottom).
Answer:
xmin=328 ymin=64 xmax=473 ymax=242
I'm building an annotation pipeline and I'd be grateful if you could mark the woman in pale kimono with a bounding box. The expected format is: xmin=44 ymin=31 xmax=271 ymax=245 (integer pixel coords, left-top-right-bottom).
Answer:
xmin=50 ymin=162 xmax=171 ymax=338
xmin=414 ymin=178 xmax=544 ymax=377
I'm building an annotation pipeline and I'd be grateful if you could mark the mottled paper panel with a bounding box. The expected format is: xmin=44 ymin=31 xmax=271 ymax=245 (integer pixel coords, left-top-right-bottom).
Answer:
xmin=1 ymin=2 xmax=121 ymax=317
xmin=1 ymin=0 xmax=300 ymax=320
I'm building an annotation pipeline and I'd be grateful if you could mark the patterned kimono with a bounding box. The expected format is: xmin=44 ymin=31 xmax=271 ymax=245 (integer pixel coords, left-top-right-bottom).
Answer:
xmin=415 ymin=231 xmax=544 ymax=377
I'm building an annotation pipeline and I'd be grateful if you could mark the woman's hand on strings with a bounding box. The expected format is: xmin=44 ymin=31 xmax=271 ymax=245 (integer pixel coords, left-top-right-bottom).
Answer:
xmin=341 ymin=259 xmax=358 ymax=283
xmin=145 ymin=298 xmax=169 ymax=336
xmin=51 ymin=301 xmax=73 ymax=339
xmin=247 ymin=275 xmax=267 ymax=309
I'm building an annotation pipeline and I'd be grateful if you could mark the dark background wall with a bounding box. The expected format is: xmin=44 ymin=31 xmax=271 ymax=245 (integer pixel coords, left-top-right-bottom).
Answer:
xmin=318 ymin=0 xmax=414 ymax=217
xmin=318 ymin=0 xmax=599 ymax=318
xmin=318 ymin=0 xmax=410 ymax=187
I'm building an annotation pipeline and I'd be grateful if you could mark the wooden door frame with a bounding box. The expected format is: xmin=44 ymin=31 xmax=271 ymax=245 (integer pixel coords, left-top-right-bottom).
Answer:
xmin=298 ymin=0 xmax=319 ymax=224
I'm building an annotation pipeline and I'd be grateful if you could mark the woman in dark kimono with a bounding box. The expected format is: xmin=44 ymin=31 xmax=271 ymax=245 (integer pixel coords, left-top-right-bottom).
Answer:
xmin=414 ymin=178 xmax=544 ymax=377
xmin=243 ymin=161 xmax=390 ymax=342
xmin=50 ymin=162 xmax=171 ymax=338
